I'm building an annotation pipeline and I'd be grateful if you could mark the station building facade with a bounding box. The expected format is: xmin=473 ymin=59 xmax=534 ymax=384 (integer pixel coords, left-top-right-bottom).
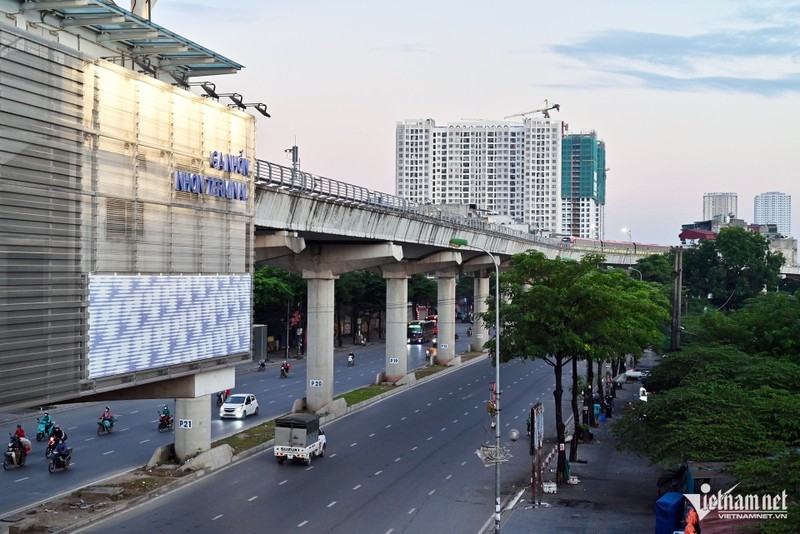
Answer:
xmin=0 ymin=7 xmax=255 ymax=411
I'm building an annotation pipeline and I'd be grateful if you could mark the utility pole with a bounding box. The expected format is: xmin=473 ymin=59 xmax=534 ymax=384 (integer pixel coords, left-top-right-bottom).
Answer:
xmin=670 ymin=247 xmax=683 ymax=352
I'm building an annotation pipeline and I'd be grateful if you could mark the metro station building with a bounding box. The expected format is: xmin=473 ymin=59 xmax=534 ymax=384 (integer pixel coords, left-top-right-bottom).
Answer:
xmin=1 ymin=0 xmax=255 ymax=457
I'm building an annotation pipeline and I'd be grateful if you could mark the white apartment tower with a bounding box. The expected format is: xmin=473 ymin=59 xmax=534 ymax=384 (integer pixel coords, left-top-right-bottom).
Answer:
xmin=754 ymin=191 xmax=791 ymax=236
xmin=703 ymin=192 xmax=738 ymax=221
xmin=396 ymin=118 xmax=563 ymax=235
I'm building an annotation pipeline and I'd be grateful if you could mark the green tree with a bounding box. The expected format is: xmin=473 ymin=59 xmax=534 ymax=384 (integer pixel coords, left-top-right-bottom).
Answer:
xmin=501 ymin=251 xmax=669 ymax=481
xmin=253 ymin=265 xmax=306 ymax=348
xmin=635 ymin=252 xmax=674 ymax=285
xmin=408 ymin=274 xmax=437 ymax=317
xmin=682 ymin=226 xmax=784 ymax=311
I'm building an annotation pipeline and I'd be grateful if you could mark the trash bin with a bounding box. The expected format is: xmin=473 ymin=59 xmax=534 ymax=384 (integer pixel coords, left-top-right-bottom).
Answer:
xmin=605 ymin=403 xmax=613 ymax=419
xmin=599 ymin=413 xmax=606 ymax=423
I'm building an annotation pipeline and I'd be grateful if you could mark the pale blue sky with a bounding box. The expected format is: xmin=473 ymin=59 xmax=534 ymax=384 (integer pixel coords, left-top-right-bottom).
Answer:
xmin=155 ymin=0 xmax=800 ymax=246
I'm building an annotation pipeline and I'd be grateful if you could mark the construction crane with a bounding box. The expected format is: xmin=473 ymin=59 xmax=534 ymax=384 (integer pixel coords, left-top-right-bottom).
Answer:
xmin=504 ymin=100 xmax=560 ymax=120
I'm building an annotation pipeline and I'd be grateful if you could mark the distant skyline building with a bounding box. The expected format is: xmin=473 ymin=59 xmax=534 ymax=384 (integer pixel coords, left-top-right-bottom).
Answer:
xmin=395 ymin=118 xmax=605 ymax=238
xmin=703 ymin=192 xmax=738 ymax=220
xmin=561 ymin=132 xmax=606 ymax=240
xmin=754 ymin=191 xmax=791 ymax=237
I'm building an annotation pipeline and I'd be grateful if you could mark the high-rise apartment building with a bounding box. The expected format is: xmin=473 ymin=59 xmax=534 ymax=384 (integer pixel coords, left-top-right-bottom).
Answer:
xmin=396 ymin=118 xmax=580 ymax=237
xmin=561 ymin=132 xmax=606 ymax=239
xmin=703 ymin=192 xmax=738 ymax=220
xmin=754 ymin=191 xmax=791 ymax=236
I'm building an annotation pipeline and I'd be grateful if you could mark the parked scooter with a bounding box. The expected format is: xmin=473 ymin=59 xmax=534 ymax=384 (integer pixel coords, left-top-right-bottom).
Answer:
xmin=3 ymin=434 xmax=29 ymax=470
xmin=347 ymin=352 xmax=355 ymax=367
xmin=48 ymin=447 xmax=72 ymax=473
xmin=157 ymin=413 xmax=174 ymax=432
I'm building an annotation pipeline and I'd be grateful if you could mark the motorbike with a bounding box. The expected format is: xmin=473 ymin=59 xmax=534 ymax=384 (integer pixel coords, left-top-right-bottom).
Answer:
xmin=97 ymin=417 xmax=116 ymax=436
xmin=257 ymin=360 xmax=266 ymax=372
xmin=280 ymin=366 xmax=288 ymax=379
xmin=45 ymin=435 xmax=59 ymax=458
xmin=347 ymin=353 xmax=355 ymax=367
xmin=48 ymin=447 xmax=72 ymax=473
xmin=36 ymin=418 xmax=54 ymax=442
xmin=216 ymin=392 xmax=226 ymax=407
xmin=157 ymin=413 xmax=174 ymax=432
xmin=3 ymin=435 xmax=28 ymax=470
xmin=467 ymin=327 xmax=473 ymax=337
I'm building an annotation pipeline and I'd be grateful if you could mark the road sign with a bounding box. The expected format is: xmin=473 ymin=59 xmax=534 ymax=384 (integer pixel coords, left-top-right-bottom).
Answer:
xmin=178 ymin=419 xmax=192 ymax=429
xmin=389 ymin=357 xmax=399 ymax=364
xmin=310 ymin=380 xmax=323 ymax=387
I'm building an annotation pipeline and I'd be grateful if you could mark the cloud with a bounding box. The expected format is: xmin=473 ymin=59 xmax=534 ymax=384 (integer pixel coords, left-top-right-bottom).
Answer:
xmin=550 ymin=23 xmax=800 ymax=95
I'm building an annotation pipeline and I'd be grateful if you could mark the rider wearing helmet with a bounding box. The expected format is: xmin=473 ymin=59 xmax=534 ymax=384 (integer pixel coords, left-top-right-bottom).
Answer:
xmin=14 ymin=424 xmax=25 ymax=439
xmin=51 ymin=424 xmax=67 ymax=442
xmin=99 ymin=406 xmax=114 ymax=428
xmin=161 ymin=405 xmax=171 ymax=417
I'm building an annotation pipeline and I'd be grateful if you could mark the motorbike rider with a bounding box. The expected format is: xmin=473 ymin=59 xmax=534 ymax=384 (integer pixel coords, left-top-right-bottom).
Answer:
xmin=347 ymin=352 xmax=355 ymax=365
xmin=467 ymin=327 xmax=473 ymax=337
xmin=14 ymin=424 xmax=25 ymax=439
xmin=51 ymin=424 xmax=67 ymax=442
xmin=161 ymin=404 xmax=171 ymax=417
xmin=40 ymin=411 xmax=54 ymax=435
xmin=53 ymin=438 xmax=69 ymax=465
xmin=280 ymin=361 xmax=291 ymax=377
xmin=99 ymin=406 xmax=114 ymax=428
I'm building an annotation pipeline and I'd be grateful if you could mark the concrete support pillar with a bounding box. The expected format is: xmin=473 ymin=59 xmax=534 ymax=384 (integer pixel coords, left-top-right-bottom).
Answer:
xmin=304 ymin=270 xmax=336 ymax=412
xmin=474 ymin=274 xmax=490 ymax=352
xmin=436 ymin=272 xmax=457 ymax=364
xmin=384 ymin=272 xmax=409 ymax=381
xmin=174 ymin=396 xmax=212 ymax=462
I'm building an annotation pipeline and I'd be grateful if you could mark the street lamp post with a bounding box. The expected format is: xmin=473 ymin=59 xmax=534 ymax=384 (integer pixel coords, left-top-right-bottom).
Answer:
xmin=629 ymin=267 xmax=643 ymax=281
xmin=622 ymin=227 xmax=632 ymax=242
xmin=449 ymin=238 xmax=501 ymax=533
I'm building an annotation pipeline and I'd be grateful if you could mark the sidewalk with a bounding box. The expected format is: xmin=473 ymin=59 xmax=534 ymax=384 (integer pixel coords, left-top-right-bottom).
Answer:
xmin=499 ymin=350 xmax=663 ymax=534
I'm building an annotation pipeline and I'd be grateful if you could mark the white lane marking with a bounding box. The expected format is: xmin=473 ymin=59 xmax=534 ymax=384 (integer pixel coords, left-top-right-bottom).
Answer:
xmin=385 ymin=530 xmax=394 ymax=534
xmin=408 ymin=508 xmax=416 ymax=514
xmin=120 ymin=428 xmax=129 ymax=432
xmin=428 ymin=489 xmax=436 ymax=496
xmin=446 ymin=474 xmax=453 ymax=480
xmin=67 ymin=426 xmax=77 ymax=431
xmin=441 ymin=427 xmax=446 ymax=432
xmin=415 ymin=409 xmax=420 ymax=413
xmin=460 ymin=461 xmax=466 ymax=466
xmin=212 ymin=515 xmax=223 ymax=521
xmin=14 ymin=476 xmax=30 ymax=483
xmin=394 ymin=457 xmax=401 ymax=462
xmin=374 ymin=470 xmax=382 ymax=476
xmin=248 ymin=496 xmax=258 ymax=502
xmin=369 ymin=433 xmax=376 ymax=437
xmin=279 ymin=480 xmax=288 ymax=485
xmin=350 ymin=442 xmax=358 ymax=447
xmin=298 ymin=520 xmax=308 ymax=527
xmin=401 ymin=416 xmax=407 ymax=421
xmin=139 ymin=439 xmax=150 ymax=444
xmin=353 ymin=484 xmax=361 ymax=490
xmin=327 ymin=501 xmax=336 ymax=508
xmin=305 ymin=466 xmax=314 ymax=471
xmin=269 ymin=400 xmax=276 ymax=404
xmin=130 ymin=410 xmax=139 ymax=414
xmin=411 ymin=446 xmax=418 ymax=451
xmin=329 ymin=453 xmax=337 ymax=458
xmin=102 ymin=450 xmax=114 ymax=455
xmin=427 ymin=436 xmax=433 ymax=441
xmin=385 ymin=424 xmax=391 ymax=428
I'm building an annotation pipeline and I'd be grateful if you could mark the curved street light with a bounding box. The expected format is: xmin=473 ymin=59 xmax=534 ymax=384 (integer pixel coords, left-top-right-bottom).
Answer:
xmin=622 ymin=227 xmax=632 ymax=242
xmin=449 ymin=238 xmax=501 ymax=533
xmin=629 ymin=267 xmax=643 ymax=281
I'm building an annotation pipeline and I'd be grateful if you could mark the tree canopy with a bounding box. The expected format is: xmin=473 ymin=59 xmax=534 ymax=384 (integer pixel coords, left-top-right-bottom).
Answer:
xmin=682 ymin=227 xmax=784 ymax=311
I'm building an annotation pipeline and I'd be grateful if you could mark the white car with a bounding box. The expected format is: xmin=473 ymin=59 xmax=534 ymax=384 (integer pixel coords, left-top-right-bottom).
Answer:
xmin=219 ymin=393 xmax=259 ymax=419
xmin=625 ymin=368 xmax=649 ymax=380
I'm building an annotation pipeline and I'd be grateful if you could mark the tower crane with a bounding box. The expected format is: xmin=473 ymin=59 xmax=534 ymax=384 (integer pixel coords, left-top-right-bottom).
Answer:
xmin=504 ymin=99 xmax=560 ymax=120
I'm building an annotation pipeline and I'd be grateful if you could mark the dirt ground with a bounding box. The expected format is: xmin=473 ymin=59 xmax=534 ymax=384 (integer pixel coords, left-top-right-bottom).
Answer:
xmin=8 ymin=467 xmax=188 ymax=533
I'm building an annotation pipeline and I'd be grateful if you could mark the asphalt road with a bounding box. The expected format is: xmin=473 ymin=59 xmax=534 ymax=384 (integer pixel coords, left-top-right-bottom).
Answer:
xmin=0 ymin=325 xmax=477 ymax=518
xmin=76 ymin=355 xmax=569 ymax=533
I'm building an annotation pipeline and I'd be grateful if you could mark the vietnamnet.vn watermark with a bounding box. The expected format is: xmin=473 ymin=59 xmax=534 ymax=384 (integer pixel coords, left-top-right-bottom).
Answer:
xmin=686 ymin=483 xmax=788 ymax=521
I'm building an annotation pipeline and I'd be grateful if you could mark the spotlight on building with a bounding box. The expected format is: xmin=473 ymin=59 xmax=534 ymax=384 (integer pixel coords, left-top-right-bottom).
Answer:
xmin=186 ymin=81 xmax=219 ymax=99
xmin=244 ymin=103 xmax=271 ymax=118
xmin=219 ymin=93 xmax=245 ymax=110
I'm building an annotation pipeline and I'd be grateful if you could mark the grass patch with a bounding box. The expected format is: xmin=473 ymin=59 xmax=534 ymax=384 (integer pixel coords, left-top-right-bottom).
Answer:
xmin=414 ymin=365 xmax=446 ymax=380
xmin=335 ymin=384 xmax=394 ymax=405
xmin=212 ymin=419 xmax=276 ymax=455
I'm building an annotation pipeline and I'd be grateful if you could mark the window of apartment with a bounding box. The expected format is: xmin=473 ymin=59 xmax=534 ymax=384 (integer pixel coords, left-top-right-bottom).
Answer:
xmin=107 ymin=198 xmax=144 ymax=240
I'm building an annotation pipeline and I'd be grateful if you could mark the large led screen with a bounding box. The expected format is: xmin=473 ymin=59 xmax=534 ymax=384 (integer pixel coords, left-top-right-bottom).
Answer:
xmin=88 ymin=275 xmax=251 ymax=379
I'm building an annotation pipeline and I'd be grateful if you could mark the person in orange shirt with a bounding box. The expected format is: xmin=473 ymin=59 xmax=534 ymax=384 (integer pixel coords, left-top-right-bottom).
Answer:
xmin=685 ymin=504 xmax=700 ymax=534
